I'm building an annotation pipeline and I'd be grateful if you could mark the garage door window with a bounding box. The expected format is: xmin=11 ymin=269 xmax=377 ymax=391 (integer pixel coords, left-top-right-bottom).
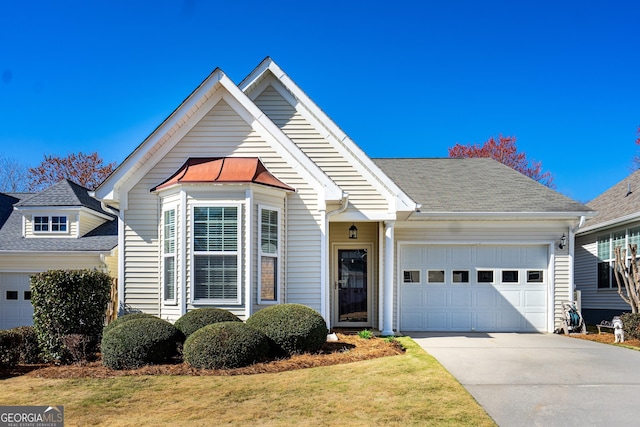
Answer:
xmin=452 ymin=270 xmax=469 ymax=283
xmin=6 ymin=291 xmax=18 ymax=300
xmin=403 ymin=270 xmax=421 ymax=284
xmin=24 ymin=291 xmax=31 ymax=300
xmin=502 ymin=270 xmax=519 ymax=283
xmin=527 ymin=270 xmax=543 ymax=283
xmin=477 ymin=270 xmax=494 ymax=283
xmin=427 ymin=270 xmax=445 ymax=283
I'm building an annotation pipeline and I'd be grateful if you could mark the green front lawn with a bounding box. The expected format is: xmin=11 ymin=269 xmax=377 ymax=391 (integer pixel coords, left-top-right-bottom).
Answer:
xmin=2 ymin=338 xmax=495 ymax=426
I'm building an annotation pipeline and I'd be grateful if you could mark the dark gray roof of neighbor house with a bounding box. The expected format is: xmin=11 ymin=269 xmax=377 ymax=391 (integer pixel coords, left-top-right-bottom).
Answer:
xmin=581 ymin=168 xmax=640 ymax=232
xmin=0 ymin=182 xmax=117 ymax=252
xmin=15 ymin=179 xmax=106 ymax=214
xmin=373 ymin=158 xmax=592 ymax=214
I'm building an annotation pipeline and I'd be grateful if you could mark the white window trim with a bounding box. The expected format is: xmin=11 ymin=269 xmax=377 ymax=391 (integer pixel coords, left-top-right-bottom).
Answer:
xmin=190 ymin=203 xmax=242 ymax=305
xmin=258 ymin=205 xmax=281 ymax=304
xmin=32 ymin=215 xmax=69 ymax=234
xmin=161 ymin=206 xmax=178 ymax=305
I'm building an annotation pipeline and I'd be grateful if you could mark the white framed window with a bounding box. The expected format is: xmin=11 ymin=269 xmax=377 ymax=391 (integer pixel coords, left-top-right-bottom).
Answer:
xmin=501 ymin=270 xmax=519 ymax=284
xmin=427 ymin=270 xmax=445 ymax=283
xmin=192 ymin=205 xmax=241 ymax=304
xmin=452 ymin=270 xmax=470 ymax=283
xmin=162 ymin=208 xmax=177 ymax=304
xmin=258 ymin=206 xmax=280 ymax=304
xmin=597 ymin=227 xmax=640 ymax=289
xmin=526 ymin=270 xmax=544 ymax=283
xmin=33 ymin=215 xmax=67 ymax=233
xmin=403 ymin=270 xmax=421 ymax=284
xmin=477 ymin=270 xmax=494 ymax=284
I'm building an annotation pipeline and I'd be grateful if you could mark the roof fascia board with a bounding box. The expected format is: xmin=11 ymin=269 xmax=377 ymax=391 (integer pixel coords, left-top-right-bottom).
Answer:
xmin=95 ymin=69 xmax=226 ymax=203
xmin=577 ymin=212 xmax=640 ymax=235
xmin=241 ymin=61 xmax=416 ymax=213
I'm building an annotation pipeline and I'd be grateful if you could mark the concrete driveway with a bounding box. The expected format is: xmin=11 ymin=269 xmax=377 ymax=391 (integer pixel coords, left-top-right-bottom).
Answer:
xmin=410 ymin=332 xmax=640 ymax=426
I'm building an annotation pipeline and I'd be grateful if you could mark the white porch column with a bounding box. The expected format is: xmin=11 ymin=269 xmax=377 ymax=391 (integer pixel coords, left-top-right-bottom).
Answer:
xmin=382 ymin=220 xmax=395 ymax=336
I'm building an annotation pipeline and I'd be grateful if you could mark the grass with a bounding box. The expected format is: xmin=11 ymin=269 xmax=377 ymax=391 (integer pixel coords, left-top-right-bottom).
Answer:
xmin=1 ymin=338 xmax=495 ymax=426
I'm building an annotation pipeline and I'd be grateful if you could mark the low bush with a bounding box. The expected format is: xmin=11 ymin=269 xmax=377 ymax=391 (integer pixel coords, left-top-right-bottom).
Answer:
xmin=103 ymin=312 xmax=157 ymax=335
xmin=246 ymin=304 xmax=328 ymax=355
xmin=31 ymin=269 xmax=112 ymax=362
xmin=621 ymin=313 xmax=640 ymax=340
xmin=0 ymin=327 xmax=44 ymax=367
xmin=174 ymin=308 xmax=241 ymax=337
xmin=101 ymin=317 xmax=184 ymax=370
xmin=183 ymin=322 xmax=270 ymax=369
xmin=0 ymin=329 xmax=21 ymax=367
xmin=12 ymin=326 xmax=43 ymax=364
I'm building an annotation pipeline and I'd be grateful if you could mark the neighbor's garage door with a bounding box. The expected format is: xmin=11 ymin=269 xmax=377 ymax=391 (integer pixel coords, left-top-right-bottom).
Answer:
xmin=400 ymin=245 xmax=548 ymax=332
xmin=0 ymin=273 xmax=34 ymax=330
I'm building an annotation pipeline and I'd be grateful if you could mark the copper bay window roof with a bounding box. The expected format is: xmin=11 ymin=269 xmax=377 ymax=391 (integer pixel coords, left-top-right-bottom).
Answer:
xmin=151 ymin=157 xmax=295 ymax=192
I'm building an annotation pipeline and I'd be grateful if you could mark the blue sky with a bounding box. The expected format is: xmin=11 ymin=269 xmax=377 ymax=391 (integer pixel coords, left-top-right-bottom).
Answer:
xmin=1 ymin=1 xmax=639 ymax=202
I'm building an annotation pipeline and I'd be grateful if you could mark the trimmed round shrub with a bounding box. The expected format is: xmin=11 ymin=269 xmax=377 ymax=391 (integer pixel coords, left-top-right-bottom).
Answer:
xmin=101 ymin=317 xmax=183 ymax=370
xmin=174 ymin=308 xmax=242 ymax=337
xmin=183 ymin=322 xmax=270 ymax=369
xmin=103 ymin=312 xmax=157 ymax=335
xmin=246 ymin=304 xmax=328 ymax=355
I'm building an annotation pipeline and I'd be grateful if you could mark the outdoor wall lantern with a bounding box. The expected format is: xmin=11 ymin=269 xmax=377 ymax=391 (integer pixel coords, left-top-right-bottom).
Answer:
xmin=559 ymin=233 xmax=567 ymax=250
xmin=349 ymin=223 xmax=358 ymax=239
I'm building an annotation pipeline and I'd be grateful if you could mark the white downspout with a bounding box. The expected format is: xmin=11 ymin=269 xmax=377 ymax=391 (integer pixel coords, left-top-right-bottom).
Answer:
xmin=568 ymin=215 xmax=586 ymax=307
xmin=323 ymin=192 xmax=349 ymax=330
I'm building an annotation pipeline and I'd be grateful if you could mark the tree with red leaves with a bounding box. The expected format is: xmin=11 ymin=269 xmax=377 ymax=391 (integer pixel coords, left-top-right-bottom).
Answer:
xmin=448 ymin=135 xmax=555 ymax=188
xmin=28 ymin=152 xmax=116 ymax=191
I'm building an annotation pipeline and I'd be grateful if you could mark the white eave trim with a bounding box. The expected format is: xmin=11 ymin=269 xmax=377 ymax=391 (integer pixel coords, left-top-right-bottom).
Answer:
xmin=576 ymin=211 xmax=640 ymax=235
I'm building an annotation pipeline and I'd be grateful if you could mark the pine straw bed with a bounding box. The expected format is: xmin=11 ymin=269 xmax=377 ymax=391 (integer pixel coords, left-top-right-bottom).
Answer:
xmin=6 ymin=334 xmax=404 ymax=379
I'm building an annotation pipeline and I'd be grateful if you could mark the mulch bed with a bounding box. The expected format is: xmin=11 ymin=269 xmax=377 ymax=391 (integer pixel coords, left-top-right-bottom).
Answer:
xmin=1 ymin=334 xmax=404 ymax=379
xmin=565 ymin=330 xmax=640 ymax=348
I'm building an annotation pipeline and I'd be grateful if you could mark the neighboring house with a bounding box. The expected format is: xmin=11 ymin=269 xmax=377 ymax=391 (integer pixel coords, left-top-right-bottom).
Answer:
xmin=0 ymin=180 xmax=118 ymax=329
xmin=94 ymin=58 xmax=592 ymax=334
xmin=575 ymin=169 xmax=640 ymax=323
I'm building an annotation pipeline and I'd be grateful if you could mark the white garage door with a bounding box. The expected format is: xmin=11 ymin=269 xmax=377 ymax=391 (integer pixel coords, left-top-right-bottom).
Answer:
xmin=400 ymin=245 xmax=548 ymax=332
xmin=0 ymin=273 xmax=34 ymax=330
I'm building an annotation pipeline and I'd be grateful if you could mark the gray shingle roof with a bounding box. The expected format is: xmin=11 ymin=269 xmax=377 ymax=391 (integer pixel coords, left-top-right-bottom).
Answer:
xmin=581 ymin=168 xmax=640 ymax=231
xmin=0 ymin=182 xmax=117 ymax=252
xmin=373 ymin=158 xmax=591 ymax=214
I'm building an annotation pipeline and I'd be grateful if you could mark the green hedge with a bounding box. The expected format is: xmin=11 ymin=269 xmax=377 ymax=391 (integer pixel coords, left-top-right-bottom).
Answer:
xmin=0 ymin=329 xmax=21 ymax=367
xmin=174 ymin=308 xmax=241 ymax=337
xmin=101 ymin=317 xmax=184 ymax=370
xmin=183 ymin=322 xmax=270 ymax=369
xmin=0 ymin=326 xmax=44 ymax=367
xmin=103 ymin=312 xmax=157 ymax=335
xmin=246 ymin=304 xmax=328 ymax=356
xmin=31 ymin=269 xmax=112 ymax=362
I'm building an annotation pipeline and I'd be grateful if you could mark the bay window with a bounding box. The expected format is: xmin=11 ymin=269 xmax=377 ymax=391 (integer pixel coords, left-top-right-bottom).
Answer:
xmin=259 ymin=206 xmax=280 ymax=303
xmin=193 ymin=206 xmax=240 ymax=303
xmin=163 ymin=209 xmax=176 ymax=303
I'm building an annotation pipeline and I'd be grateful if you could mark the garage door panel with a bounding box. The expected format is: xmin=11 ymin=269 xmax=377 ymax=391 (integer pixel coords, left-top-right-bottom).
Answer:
xmin=450 ymin=289 xmax=473 ymax=307
xmin=0 ymin=273 xmax=35 ymax=330
xmin=425 ymin=288 xmax=447 ymax=306
xmin=400 ymin=244 xmax=548 ymax=332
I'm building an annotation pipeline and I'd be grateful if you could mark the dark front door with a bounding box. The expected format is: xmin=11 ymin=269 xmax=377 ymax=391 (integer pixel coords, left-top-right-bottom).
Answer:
xmin=336 ymin=248 xmax=369 ymax=325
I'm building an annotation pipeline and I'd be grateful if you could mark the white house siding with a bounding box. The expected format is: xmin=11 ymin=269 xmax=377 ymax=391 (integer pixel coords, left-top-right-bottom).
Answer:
xmin=123 ymin=97 xmax=324 ymax=319
xmin=394 ymin=220 xmax=570 ymax=332
xmin=252 ymin=85 xmax=388 ymax=214
xmin=575 ymin=233 xmax=628 ymax=314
